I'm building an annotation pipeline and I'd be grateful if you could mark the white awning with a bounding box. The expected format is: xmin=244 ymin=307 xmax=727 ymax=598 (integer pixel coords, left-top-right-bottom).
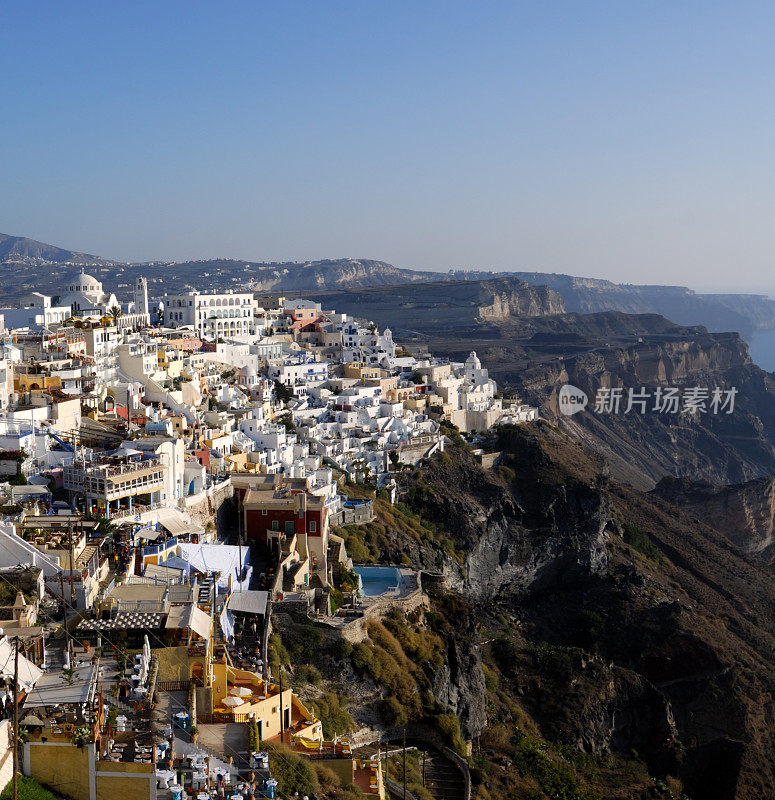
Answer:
xmin=227 ymin=590 xmax=268 ymax=617
xmin=24 ymin=662 xmax=93 ymax=707
xmin=155 ymin=509 xmax=202 ymax=537
xmin=165 ymin=604 xmax=211 ymax=641
xmin=0 ymin=637 xmax=42 ymax=694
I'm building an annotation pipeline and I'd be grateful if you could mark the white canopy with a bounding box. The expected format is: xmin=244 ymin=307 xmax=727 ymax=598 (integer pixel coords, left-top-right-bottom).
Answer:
xmin=222 ymin=695 xmax=245 ymax=707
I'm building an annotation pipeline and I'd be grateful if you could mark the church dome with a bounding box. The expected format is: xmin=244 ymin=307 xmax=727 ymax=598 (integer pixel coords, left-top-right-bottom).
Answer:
xmin=67 ymin=270 xmax=103 ymax=294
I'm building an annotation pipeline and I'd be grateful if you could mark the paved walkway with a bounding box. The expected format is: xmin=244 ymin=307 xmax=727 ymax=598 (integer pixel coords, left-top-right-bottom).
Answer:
xmin=196 ymin=722 xmax=250 ymax=767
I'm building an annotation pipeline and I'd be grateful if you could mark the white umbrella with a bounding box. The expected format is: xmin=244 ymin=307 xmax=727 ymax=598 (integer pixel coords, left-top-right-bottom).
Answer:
xmin=222 ymin=696 xmax=245 ymax=707
xmin=230 ymin=687 xmax=252 ymax=697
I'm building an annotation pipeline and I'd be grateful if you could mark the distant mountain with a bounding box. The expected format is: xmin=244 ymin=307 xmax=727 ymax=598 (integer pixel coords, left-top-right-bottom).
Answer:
xmin=158 ymin=257 xmax=445 ymax=291
xmin=0 ymin=233 xmax=111 ymax=265
xmin=1 ymin=231 xmax=774 ymax=338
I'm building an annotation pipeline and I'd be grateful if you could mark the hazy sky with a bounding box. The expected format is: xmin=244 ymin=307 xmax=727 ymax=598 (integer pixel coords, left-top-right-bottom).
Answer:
xmin=2 ymin=1 xmax=775 ymax=292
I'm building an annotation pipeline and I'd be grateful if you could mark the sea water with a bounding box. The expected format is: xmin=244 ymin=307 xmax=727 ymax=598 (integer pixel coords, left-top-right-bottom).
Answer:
xmin=747 ymin=329 xmax=775 ymax=373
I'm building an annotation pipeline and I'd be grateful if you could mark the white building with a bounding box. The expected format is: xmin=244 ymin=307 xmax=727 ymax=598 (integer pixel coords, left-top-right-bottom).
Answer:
xmin=162 ymin=290 xmax=254 ymax=340
xmin=0 ymin=293 xmax=71 ymax=331
xmin=55 ymin=270 xmax=150 ymax=329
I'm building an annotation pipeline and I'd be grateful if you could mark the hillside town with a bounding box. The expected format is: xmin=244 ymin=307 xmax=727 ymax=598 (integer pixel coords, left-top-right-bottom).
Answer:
xmin=0 ymin=269 xmax=537 ymax=800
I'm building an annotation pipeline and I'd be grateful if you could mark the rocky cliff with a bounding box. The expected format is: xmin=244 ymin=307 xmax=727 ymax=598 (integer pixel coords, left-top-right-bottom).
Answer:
xmin=383 ymin=425 xmax=775 ymax=800
xmin=309 ymin=277 xmax=565 ymax=336
xmin=412 ymin=311 xmax=775 ymax=489
xmin=654 ymin=475 xmax=775 ymax=567
xmin=505 ymin=272 xmax=775 ymax=337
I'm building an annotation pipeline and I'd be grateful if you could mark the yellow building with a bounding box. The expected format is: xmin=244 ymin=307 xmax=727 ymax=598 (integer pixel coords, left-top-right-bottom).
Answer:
xmin=342 ymin=363 xmax=382 ymax=382
xmin=152 ymin=648 xmax=321 ymax=745
xmin=22 ymin=687 xmax=156 ymax=800
xmin=206 ymin=659 xmax=322 ymax=744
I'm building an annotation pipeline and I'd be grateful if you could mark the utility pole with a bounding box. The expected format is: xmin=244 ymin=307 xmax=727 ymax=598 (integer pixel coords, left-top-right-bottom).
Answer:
xmin=402 ymin=728 xmax=407 ymax=800
xmin=237 ymin=528 xmax=243 ymax=592
xmin=12 ymin=638 xmax=19 ymax=800
xmin=422 ymin=749 xmax=426 ymax=787
xmin=279 ymin=669 xmax=284 ymax=743
xmin=59 ymin=568 xmax=67 ymax=633
xmin=383 ymin=735 xmax=388 ymax=784
xmin=67 ymin=522 xmax=76 ymax=611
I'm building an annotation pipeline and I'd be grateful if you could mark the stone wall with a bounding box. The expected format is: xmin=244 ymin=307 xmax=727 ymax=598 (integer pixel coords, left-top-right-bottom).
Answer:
xmin=330 ymin=500 xmax=375 ymax=527
xmin=419 ymin=571 xmax=449 ymax=593
xmin=184 ymin=478 xmax=235 ymax=533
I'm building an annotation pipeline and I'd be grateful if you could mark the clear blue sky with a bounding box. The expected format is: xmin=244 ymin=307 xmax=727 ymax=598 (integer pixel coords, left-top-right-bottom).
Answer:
xmin=2 ymin=1 xmax=775 ymax=291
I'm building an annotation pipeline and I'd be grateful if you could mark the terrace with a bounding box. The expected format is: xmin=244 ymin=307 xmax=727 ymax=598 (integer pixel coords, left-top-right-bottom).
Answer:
xmin=205 ymin=662 xmax=322 ymax=743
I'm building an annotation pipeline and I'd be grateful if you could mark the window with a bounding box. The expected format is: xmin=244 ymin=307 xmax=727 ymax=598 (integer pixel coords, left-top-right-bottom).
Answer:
xmin=271 ymin=520 xmax=279 ymax=531
xmin=261 ymin=509 xmax=267 ymax=516
xmin=308 ymin=520 xmax=316 ymax=533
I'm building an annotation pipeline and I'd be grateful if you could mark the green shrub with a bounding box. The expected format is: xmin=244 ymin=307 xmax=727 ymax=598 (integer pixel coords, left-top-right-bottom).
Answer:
xmin=380 ymin=696 xmax=408 ymax=727
xmin=492 ymin=636 xmax=519 ymax=669
xmin=282 ymin=622 xmax=325 ymax=664
xmin=312 ymin=693 xmax=355 ymax=739
xmin=329 ymin=638 xmax=353 ymax=659
xmin=482 ymin=663 xmax=499 ymax=692
xmin=351 ymin=643 xmax=375 ymax=673
xmin=0 ymin=777 xmax=58 ymax=800
xmin=313 ymin=763 xmax=342 ymax=788
xmin=575 ymin=610 xmax=605 ymax=647
xmin=533 ymin=643 xmax=575 ymax=684
xmin=512 ymin=733 xmax=593 ymax=800
xmin=263 ymin=742 xmax=319 ymax=797
xmin=293 ymin=664 xmax=323 ymax=688
xmin=330 ymin=588 xmax=344 ymax=614
xmin=437 ymin=713 xmax=466 ymax=756
xmin=622 ymin=523 xmax=663 ymax=562
xmin=268 ymin=633 xmax=290 ymax=667
xmin=494 ymin=465 xmax=516 ymax=483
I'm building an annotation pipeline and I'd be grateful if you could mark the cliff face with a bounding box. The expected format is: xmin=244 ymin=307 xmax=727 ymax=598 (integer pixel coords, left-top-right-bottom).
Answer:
xmin=437 ymin=315 xmax=775 ymax=489
xmin=507 ymin=272 xmax=775 ymax=336
xmin=540 ymin=333 xmax=775 ymax=489
xmin=308 ymin=277 xmax=565 ymax=337
xmin=474 ymin=281 xmax=565 ymax=321
xmin=654 ymin=475 xmax=775 ymax=565
xmin=394 ymin=426 xmax=775 ymax=800
xmin=431 ymin=610 xmax=488 ymax=739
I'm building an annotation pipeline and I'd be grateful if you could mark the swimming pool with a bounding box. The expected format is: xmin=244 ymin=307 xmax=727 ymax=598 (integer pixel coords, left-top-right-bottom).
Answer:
xmin=354 ymin=566 xmax=402 ymax=597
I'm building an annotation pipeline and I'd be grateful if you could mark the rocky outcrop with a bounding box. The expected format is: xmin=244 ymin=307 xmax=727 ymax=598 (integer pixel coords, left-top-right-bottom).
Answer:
xmin=432 ymin=612 xmax=488 ymax=740
xmin=459 ymin=484 xmax=609 ymax=601
xmin=435 ymin=315 xmax=775 ymax=489
xmin=306 ymin=277 xmax=565 ymax=339
xmin=475 ymin=282 xmax=565 ymax=321
xmin=654 ymin=475 xmax=775 ymax=565
xmin=396 ymin=427 xmax=775 ymax=799
xmin=506 ymin=271 xmax=775 ymax=336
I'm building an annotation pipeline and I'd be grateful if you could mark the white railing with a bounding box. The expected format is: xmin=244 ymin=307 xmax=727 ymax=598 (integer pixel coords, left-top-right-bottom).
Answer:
xmin=110 ymin=502 xmax=164 ymax=520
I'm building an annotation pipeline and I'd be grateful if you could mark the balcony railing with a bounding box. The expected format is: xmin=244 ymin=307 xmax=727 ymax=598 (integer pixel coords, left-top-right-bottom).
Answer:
xmin=111 ymin=502 xmax=164 ymax=520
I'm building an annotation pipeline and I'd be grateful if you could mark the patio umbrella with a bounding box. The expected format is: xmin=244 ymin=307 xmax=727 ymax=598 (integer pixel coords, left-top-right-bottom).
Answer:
xmin=230 ymin=687 xmax=252 ymax=697
xmin=222 ymin=696 xmax=245 ymax=707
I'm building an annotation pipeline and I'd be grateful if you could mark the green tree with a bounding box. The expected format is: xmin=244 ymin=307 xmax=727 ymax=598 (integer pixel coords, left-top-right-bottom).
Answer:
xmin=273 ymin=380 xmax=293 ymax=404
xmin=108 ymin=305 xmax=123 ymax=324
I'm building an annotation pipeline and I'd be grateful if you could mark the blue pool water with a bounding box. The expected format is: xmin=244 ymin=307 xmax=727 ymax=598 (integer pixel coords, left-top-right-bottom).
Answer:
xmin=354 ymin=566 xmax=401 ymax=597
